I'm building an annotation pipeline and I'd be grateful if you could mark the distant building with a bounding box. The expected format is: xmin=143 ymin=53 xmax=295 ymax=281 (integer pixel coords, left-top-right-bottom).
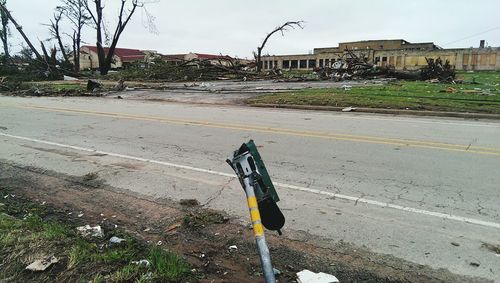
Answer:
xmin=161 ymin=52 xmax=234 ymax=66
xmin=261 ymin=39 xmax=500 ymax=71
xmin=78 ymin=46 xmax=154 ymax=70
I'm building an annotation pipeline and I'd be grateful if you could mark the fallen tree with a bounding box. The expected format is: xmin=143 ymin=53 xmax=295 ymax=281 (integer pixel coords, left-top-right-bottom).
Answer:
xmin=317 ymin=50 xmax=456 ymax=82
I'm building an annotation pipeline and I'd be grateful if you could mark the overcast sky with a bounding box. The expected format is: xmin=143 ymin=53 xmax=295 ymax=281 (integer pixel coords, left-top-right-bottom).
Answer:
xmin=5 ymin=0 xmax=500 ymax=59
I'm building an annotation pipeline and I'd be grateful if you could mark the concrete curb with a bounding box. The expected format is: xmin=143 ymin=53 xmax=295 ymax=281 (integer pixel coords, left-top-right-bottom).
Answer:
xmin=249 ymin=103 xmax=500 ymax=120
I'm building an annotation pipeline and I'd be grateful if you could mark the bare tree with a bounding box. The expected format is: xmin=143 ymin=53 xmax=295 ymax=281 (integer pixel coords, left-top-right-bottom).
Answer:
xmin=59 ymin=0 xmax=91 ymax=72
xmin=255 ymin=21 xmax=304 ymax=72
xmin=0 ymin=2 xmax=43 ymax=62
xmin=85 ymin=0 xmax=151 ymax=75
xmin=0 ymin=0 xmax=9 ymax=59
xmin=47 ymin=9 xmax=71 ymax=65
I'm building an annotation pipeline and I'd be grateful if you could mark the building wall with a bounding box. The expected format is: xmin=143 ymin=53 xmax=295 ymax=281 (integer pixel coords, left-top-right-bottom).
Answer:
xmin=373 ymin=48 xmax=500 ymax=70
xmin=261 ymin=47 xmax=500 ymax=71
xmin=78 ymin=47 xmax=122 ymax=70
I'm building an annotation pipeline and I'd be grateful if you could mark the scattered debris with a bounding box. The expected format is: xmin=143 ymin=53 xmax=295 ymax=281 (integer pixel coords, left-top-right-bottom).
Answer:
xmin=63 ymin=75 xmax=78 ymax=81
xmin=25 ymin=256 xmax=59 ymax=272
xmin=132 ymin=259 xmax=151 ymax=267
xmin=82 ymin=172 xmax=99 ymax=181
xmin=165 ymin=222 xmax=182 ymax=234
xmin=342 ymin=106 xmax=357 ymax=112
xmin=109 ymin=236 xmax=126 ymax=245
xmin=114 ymin=78 xmax=126 ymax=91
xmin=87 ymin=79 xmax=102 ymax=92
xmin=228 ymin=245 xmax=238 ymax=252
xmin=451 ymin=242 xmax=460 ymax=247
xmin=469 ymin=262 xmax=480 ymax=267
xmin=316 ymin=50 xmax=456 ymax=83
xmin=76 ymin=225 xmax=104 ymax=238
xmin=446 ymin=87 xmax=457 ymax=93
xmin=273 ymin=267 xmax=281 ymax=276
xmin=296 ymin=269 xmax=340 ymax=283
xmin=482 ymin=243 xmax=500 ymax=255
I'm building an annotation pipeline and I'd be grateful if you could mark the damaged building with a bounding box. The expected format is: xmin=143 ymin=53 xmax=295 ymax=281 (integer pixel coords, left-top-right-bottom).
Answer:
xmin=261 ymin=39 xmax=500 ymax=71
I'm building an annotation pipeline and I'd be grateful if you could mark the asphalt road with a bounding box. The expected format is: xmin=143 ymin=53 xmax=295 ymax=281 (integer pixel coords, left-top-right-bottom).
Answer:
xmin=1 ymin=96 xmax=499 ymax=281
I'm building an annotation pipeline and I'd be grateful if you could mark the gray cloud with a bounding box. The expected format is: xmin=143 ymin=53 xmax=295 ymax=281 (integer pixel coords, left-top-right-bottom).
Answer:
xmin=5 ymin=0 xmax=500 ymax=58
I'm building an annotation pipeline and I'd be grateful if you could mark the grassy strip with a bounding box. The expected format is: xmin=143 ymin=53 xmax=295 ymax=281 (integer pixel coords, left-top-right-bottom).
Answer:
xmin=248 ymin=71 xmax=500 ymax=114
xmin=0 ymin=190 xmax=191 ymax=282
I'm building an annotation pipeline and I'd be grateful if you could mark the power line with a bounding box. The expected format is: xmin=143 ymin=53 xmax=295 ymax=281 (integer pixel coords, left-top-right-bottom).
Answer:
xmin=441 ymin=25 xmax=500 ymax=46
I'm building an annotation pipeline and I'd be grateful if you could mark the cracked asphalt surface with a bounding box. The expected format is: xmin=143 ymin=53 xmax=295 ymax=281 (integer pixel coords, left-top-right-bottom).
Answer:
xmin=0 ymin=96 xmax=499 ymax=281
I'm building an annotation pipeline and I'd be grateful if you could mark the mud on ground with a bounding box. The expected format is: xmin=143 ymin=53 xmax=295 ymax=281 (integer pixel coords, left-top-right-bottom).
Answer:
xmin=0 ymin=160 xmax=482 ymax=282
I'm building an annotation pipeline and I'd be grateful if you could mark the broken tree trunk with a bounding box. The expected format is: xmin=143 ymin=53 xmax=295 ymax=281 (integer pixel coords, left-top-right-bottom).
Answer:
xmin=0 ymin=3 xmax=43 ymax=62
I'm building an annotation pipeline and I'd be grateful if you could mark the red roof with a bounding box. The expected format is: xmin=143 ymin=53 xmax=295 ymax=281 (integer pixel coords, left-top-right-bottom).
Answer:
xmin=194 ymin=53 xmax=233 ymax=60
xmin=82 ymin=45 xmax=146 ymax=62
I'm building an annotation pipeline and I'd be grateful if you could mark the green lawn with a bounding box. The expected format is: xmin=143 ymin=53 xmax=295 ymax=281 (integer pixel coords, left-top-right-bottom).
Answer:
xmin=248 ymin=71 xmax=500 ymax=114
xmin=0 ymin=189 xmax=191 ymax=282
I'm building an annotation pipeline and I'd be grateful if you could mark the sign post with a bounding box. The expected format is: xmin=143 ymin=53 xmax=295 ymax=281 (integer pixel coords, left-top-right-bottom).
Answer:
xmin=227 ymin=140 xmax=285 ymax=283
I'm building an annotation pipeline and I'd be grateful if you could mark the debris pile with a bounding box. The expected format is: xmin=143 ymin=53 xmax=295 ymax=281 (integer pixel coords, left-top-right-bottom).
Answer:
xmin=120 ymin=58 xmax=265 ymax=82
xmin=316 ymin=50 xmax=456 ymax=82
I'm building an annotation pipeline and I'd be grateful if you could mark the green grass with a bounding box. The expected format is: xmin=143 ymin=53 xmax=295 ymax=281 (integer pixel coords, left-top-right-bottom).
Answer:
xmin=248 ymin=71 xmax=500 ymax=114
xmin=148 ymin=247 xmax=190 ymax=281
xmin=0 ymin=193 xmax=191 ymax=282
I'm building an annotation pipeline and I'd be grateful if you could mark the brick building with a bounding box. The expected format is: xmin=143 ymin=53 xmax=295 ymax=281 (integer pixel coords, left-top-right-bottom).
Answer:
xmin=261 ymin=39 xmax=499 ymax=71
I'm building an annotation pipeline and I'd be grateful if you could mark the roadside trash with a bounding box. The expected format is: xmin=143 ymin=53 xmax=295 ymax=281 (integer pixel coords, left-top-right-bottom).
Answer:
xmin=114 ymin=79 xmax=126 ymax=91
xmin=76 ymin=225 xmax=104 ymax=238
xmin=342 ymin=85 xmax=352 ymax=91
xmin=26 ymin=256 xmax=58 ymax=271
xmin=109 ymin=236 xmax=126 ymax=245
xmin=470 ymin=262 xmax=480 ymax=267
xmin=342 ymin=106 xmax=357 ymax=112
xmin=165 ymin=222 xmax=182 ymax=234
xmin=297 ymin=269 xmax=339 ymax=283
xmin=77 ymin=213 xmax=84 ymax=217
xmin=156 ymin=241 xmax=162 ymax=246
xmin=446 ymin=87 xmax=457 ymax=93
xmin=63 ymin=75 xmax=78 ymax=81
xmin=451 ymin=242 xmax=460 ymax=247
xmin=87 ymin=79 xmax=102 ymax=92
xmin=273 ymin=268 xmax=281 ymax=276
xmin=132 ymin=259 xmax=151 ymax=267
xmin=228 ymin=245 xmax=238 ymax=252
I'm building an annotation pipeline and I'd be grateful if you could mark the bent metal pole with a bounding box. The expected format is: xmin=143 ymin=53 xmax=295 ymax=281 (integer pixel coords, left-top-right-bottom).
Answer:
xmin=243 ymin=175 xmax=276 ymax=283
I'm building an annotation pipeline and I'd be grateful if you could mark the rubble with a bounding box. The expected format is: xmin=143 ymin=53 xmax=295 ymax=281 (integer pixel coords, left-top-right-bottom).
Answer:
xmin=109 ymin=236 xmax=126 ymax=245
xmin=316 ymin=50 xmax=456 ymax=82
xmin=87 ymin=79 xmax=102 ymax=92
xmin=132 ymin=259 xmax=151 ymax=267
xmin=342 ymin=106 xmax=357 ymax=112
xmin=25 ymin=256 xmax=59 ymax=272
xmin=76 ymin=225 xmax=104 ymax=238
xmin=296 ymin=269 xmax=339 ymax=283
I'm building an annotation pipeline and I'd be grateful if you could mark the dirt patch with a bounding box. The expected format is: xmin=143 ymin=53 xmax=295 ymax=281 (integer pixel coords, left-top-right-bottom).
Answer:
xmin=0 ymin=160 xmax=485 ymax=282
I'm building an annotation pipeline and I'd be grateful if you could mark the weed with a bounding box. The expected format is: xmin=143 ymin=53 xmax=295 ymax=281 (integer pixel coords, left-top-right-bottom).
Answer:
xmin=68 ymin=239 xmax=97 ymax=269
xmin=111 ymin=264 xmax=142 ymax=282
xmin=148 ymin=247 xmax=190 ymax=281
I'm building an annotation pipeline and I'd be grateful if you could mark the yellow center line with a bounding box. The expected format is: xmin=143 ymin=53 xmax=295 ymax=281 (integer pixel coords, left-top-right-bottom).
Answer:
xmin=11 ymin=104 xmax=500 ymax=157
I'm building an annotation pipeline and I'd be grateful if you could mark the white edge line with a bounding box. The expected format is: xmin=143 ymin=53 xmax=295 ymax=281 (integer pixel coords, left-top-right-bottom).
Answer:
xmin=2 ymin=132 xmax=500 ymax=230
